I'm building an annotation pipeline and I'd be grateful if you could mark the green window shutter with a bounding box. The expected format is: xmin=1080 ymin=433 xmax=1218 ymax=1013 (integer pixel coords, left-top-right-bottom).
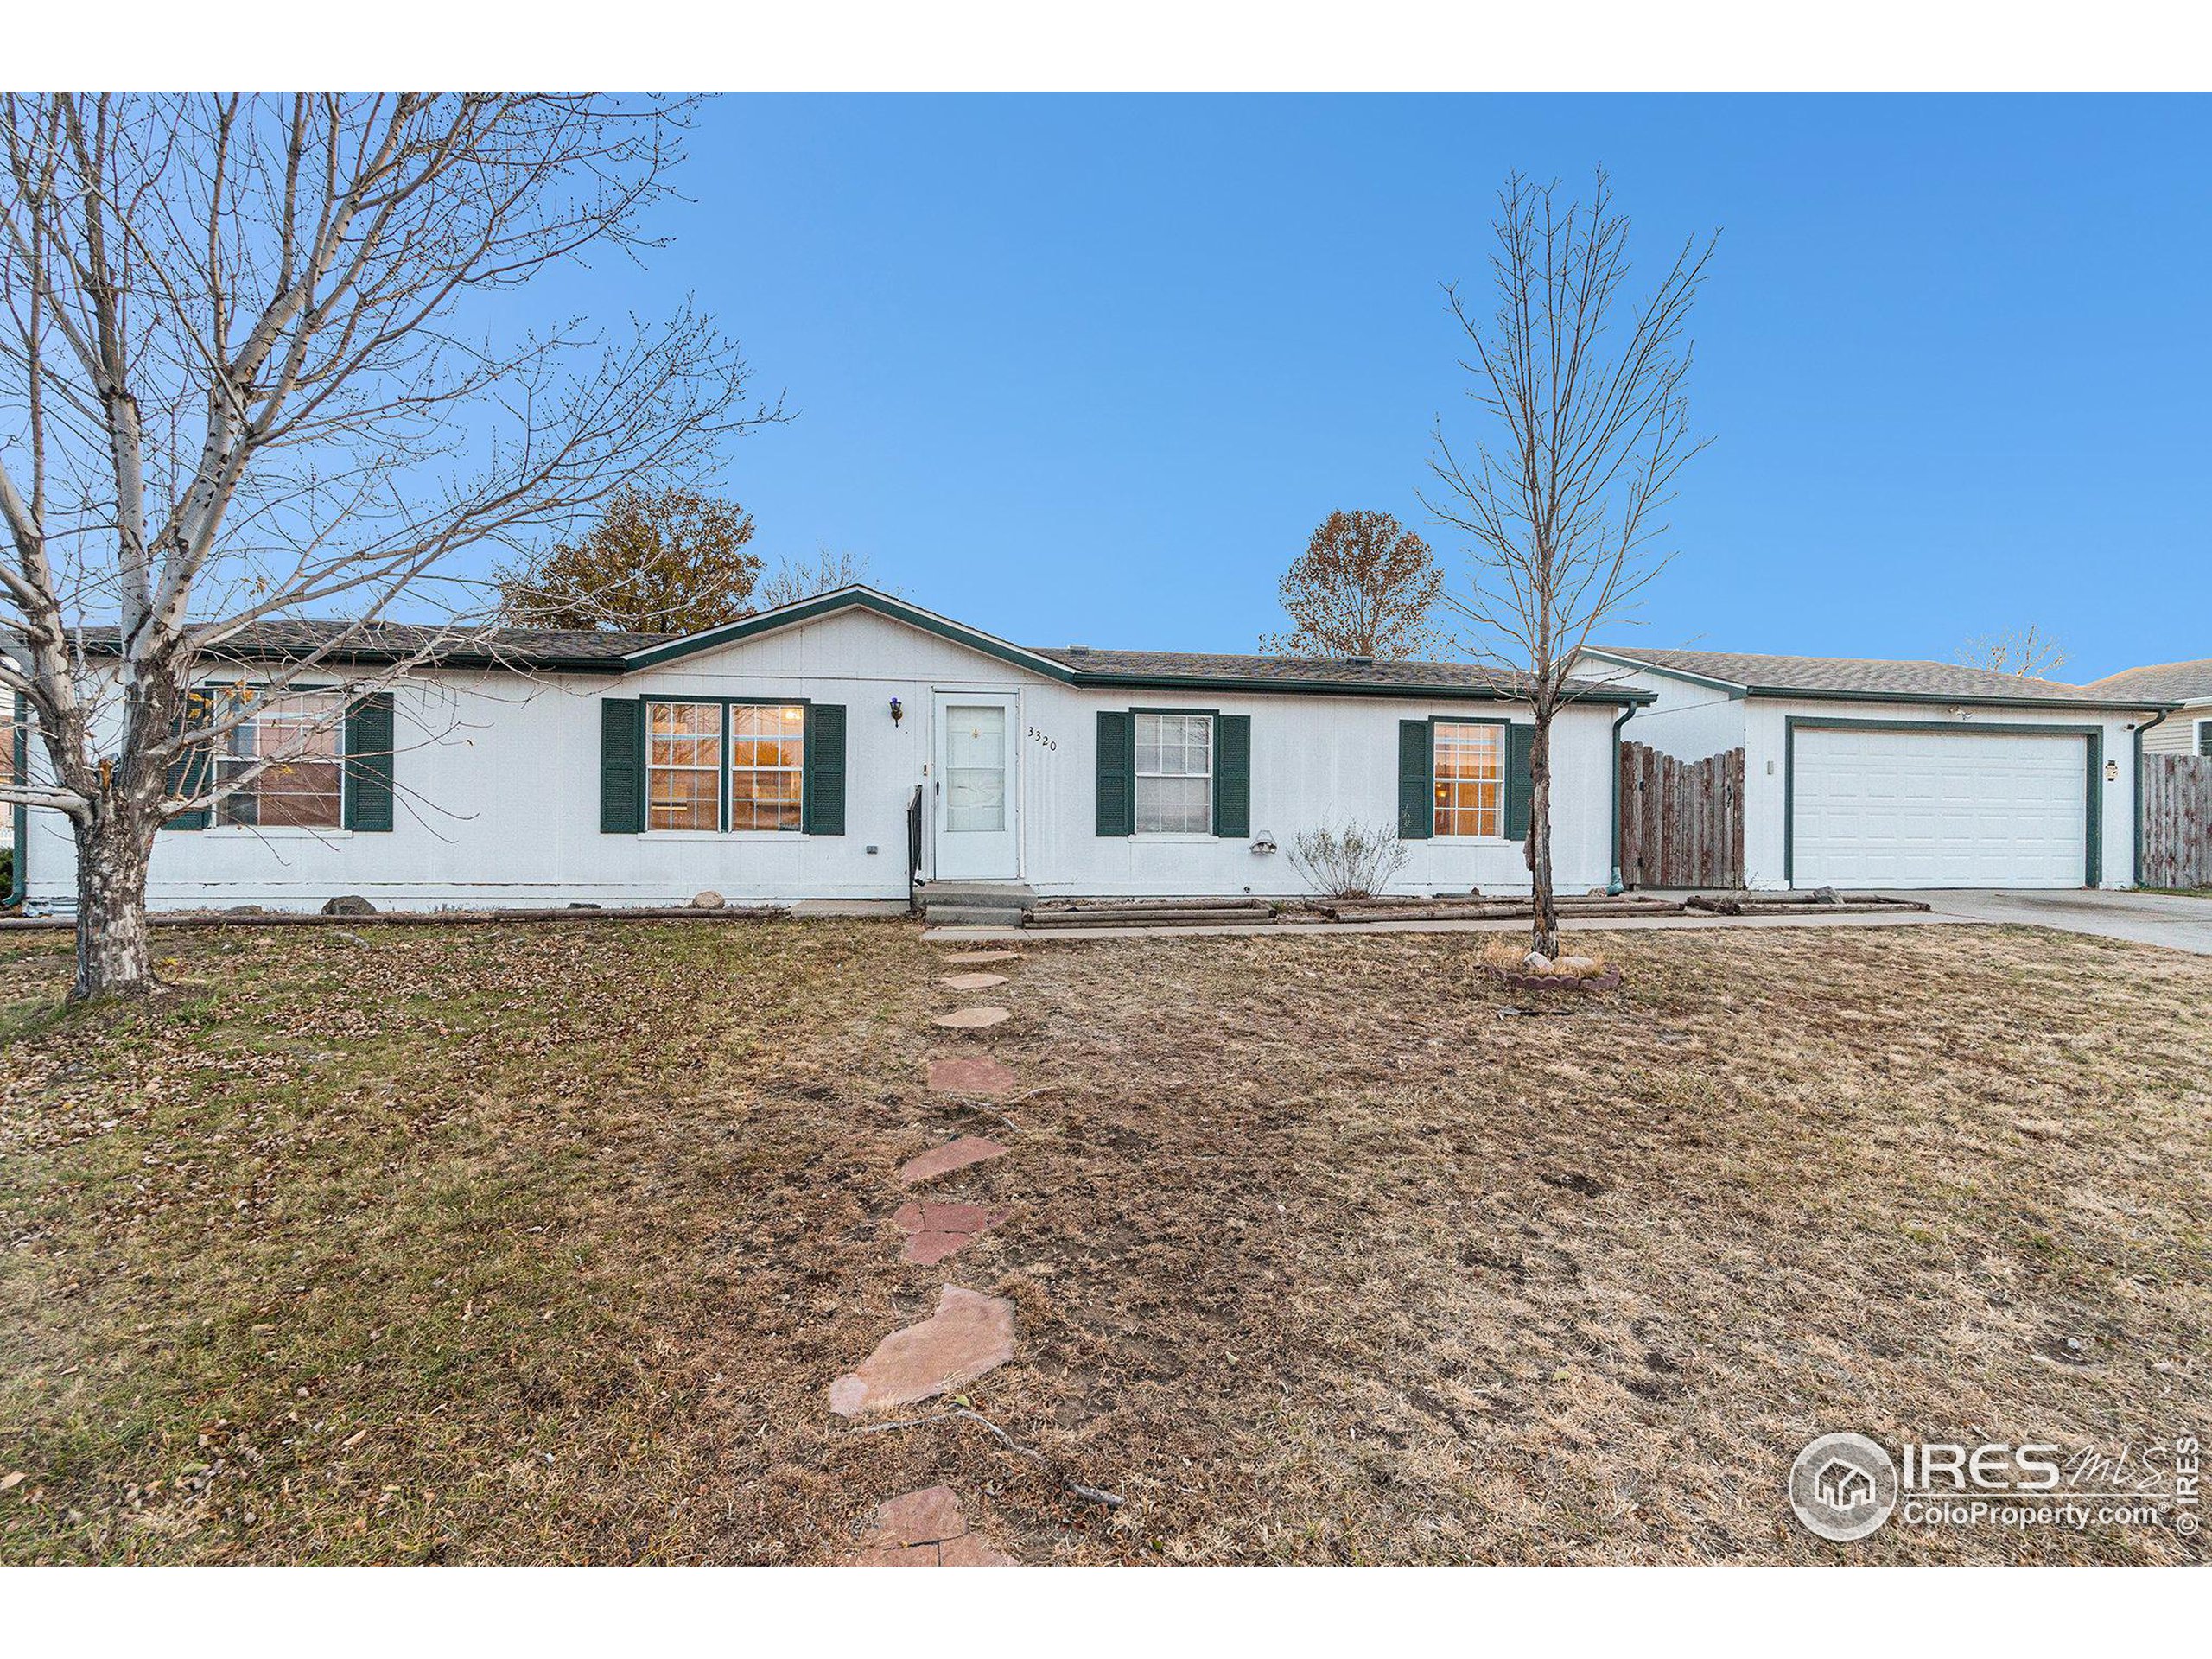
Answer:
xmin=343 ymin=692 xmax=396 ymax=831
xmin=1505 ymin=722 xmax=1535 ymax=840
xmin=599 ymin=698 xmax=645 ymax=834
xmin=1213 ymin=714 xmax=1250 ymax=837
xmin=164 ymin=690 xmax=215 ymax=830
xmin=1096 ymin=710 xmax=1134 ymax=836
xmin=1396 ymin=719 xmax=1433 ymax=840
xmin=803 ymin=702 xmax=847 ymax=836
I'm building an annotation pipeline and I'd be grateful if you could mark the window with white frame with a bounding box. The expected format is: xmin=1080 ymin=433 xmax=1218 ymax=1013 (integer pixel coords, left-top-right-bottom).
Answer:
xmin=1432 ymin=721 xmax=1503 ymax=837
xmin=729 ymin=703 xmax=805 ymax=830
xmin=646 ymin=701 xmax=721 ymax=830
xmin=2198 ymin=717 xmax=2212 ymax=758
xmin=216 ymin=690 xmax=345 ymax=828
xmin=1135 ymin=712 xmax=1212 ymax=834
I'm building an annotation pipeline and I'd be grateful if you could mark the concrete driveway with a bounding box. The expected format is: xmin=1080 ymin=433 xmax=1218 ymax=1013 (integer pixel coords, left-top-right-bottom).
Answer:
xmin=1904 ymin=888 xmax=2212 ymax=956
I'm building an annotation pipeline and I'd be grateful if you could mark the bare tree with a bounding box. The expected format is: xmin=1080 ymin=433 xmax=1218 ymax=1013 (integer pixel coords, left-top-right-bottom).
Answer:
xmin=1258 ymin=509 xmax=1447 ymax=658
xmin=755 ymin=545 xmax=886 ymax=610
xmin=1958 ymin=626 xmax=2066 ymax=680
xmin=0 ymin=93 xmax=778 ymax=998
xmin=1423 ymin=170 xmax=1715 ymax=960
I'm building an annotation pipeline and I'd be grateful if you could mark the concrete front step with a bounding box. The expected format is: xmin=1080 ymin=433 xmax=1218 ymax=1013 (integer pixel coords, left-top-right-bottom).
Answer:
xmin=918 ymin=880 xmax=1035 ymax=929
xmin=1027 ymin=906 xmax=1274 ymax=928
xmin=925 ymin=903 xmax=1031 ymax=927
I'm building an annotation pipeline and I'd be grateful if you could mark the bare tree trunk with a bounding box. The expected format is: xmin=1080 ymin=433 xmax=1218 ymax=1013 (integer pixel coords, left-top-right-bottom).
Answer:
xmin=71 ymin=803 xmax=157 ymax=1000
xmin=1528 ymin=715 xmax=1559 ymax=960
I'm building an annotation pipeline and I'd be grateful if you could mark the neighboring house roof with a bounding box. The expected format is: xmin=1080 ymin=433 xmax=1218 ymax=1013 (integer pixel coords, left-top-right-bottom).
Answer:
xmin=66 ymin=588 xmax=1651 ymax=705
xmin=2082 ymin=658 xmax=2212 ymax=705
xmin=1583 ymin=645 xmax=2174 ymax=711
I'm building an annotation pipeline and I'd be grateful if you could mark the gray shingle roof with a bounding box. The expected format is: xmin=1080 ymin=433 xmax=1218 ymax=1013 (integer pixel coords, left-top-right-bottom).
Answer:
xmin=1588 ymin=645 xmax=2174 ymax=710
xmin=1026 ymin=645 xmax=1633 ymax=702
xmin=2082 ymin=658 xmax=2212 ymax=703
xmin=67 ymin=612 xmax=1647 ymax=702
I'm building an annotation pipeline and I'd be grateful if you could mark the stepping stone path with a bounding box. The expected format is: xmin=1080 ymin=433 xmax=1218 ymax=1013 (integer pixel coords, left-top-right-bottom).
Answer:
xmin=939 ymin=971 xmax=1009 ymax=990
xmin=894 ymin=1199 xmax=1012 ymax=1265
xmin=899 ymin=1134 xmax=1008 ymax=1185
xmin=829 ymin=1285 xmax=1016 ymax=1417
xmin=933 ymin=1006 xmax=1009 ymax=1029
xmin=849 ymin=1484 xmax=1014 ymax=1566
xmin=941 ymin=950 xmax=1021 ymax=965
xmin=925 ymin=1054 xmax=1020 ymax=1099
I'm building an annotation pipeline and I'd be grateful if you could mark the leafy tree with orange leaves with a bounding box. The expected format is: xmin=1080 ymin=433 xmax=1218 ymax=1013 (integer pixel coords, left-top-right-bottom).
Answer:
xmin=501 ymin=485 xmax=760 ymax=632
xmin=1259 ymin=510 xmax=1447 ymax=659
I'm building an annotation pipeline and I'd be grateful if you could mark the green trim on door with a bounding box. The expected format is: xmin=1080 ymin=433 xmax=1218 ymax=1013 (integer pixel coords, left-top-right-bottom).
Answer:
xmin=1783 ymin=716 xmax=2107 ymax=889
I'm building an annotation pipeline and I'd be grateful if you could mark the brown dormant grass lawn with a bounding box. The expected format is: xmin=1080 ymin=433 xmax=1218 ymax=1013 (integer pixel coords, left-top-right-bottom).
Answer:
xmin=3 ymin=916 xmax=2207 ymax=1564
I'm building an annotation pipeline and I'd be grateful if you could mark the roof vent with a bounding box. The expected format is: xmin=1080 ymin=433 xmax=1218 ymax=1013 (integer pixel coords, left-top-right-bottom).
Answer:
xmin=1344 ymin=654 xmax=1375 ymax=668
xmin=1066 ymin=644 xmax=1090 ymax=655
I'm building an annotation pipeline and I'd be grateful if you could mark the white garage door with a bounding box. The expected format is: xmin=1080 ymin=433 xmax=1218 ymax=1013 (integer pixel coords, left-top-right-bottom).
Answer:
xmin=1792 ymin=726 xmax=2088 ymax=889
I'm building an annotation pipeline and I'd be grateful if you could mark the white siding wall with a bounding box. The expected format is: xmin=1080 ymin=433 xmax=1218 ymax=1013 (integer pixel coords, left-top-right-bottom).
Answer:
xmin=20 ymin=609 xmax=1623 ymax=910
xmin=1582 ymin=662 xmax=1746 ymax=763
xmin=1738 ymin=697 xmax=2151 ymax=892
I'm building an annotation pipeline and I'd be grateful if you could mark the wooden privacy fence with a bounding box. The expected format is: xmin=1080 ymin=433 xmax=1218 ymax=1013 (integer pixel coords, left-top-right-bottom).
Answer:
xmin=2141 ymin=754 xmax=2212 ymax=889
xmin=1618 ymin=741 xmax=1745 ymax=890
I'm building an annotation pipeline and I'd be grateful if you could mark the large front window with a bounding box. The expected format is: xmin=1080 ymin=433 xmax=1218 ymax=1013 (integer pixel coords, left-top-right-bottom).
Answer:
xmin=1433 ymin=721 xmax=1503 ymax=837
xmin=646 ymin=700 xmax=805 ymax=831
xmin=217 ymin=690 xmax=344 ymax=828
xmin=1135 ymin=712 xmax=1212 ymax=834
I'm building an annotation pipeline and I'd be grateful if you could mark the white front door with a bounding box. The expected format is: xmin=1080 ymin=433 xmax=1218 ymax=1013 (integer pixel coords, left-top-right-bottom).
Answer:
xmin=932 ymin=692 xmax=1020 ymax=880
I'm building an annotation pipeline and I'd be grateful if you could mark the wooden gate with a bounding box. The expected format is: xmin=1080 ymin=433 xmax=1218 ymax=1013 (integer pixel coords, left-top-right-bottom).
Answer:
xmin=2141 ymin=754 xmax=2212 ymax=889
xmin=1618 ymin=741 xmax=1745 ymax=889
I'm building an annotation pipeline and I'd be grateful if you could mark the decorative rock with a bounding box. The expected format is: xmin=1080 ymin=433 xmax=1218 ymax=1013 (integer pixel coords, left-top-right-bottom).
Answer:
xmin=932 ymin=1006 xmax=1009 ymax=1030
xmin=941 ymin=950 xmax=1022 ymax=965
xmin=849 ymin=1484 xmax=1015 ymax=1567
xmin=828 ymin=1286 xmax=1016 ymax=1417
xmin=1555 ymin=955 xmax=1603 ymax=976
xmin=893 ymin=1199 xmax=1012 ymax=1265
xmin=939 ymin=972 xmax=1009 ymax=991
xmin=925 ymin=1055 xmax=1020 ymax=1099
xmin=899 ymin=1135 xmax=1009 ymax=1185
xmin=690 ymin=889 xmax=726 ymax=909
xmin=321 ymin=894 xmax=376 ymax=917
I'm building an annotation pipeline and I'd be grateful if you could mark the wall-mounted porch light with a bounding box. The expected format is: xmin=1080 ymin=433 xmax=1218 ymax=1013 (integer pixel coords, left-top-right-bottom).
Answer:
xmin=889 ymin=696 xmax=904 ymax=726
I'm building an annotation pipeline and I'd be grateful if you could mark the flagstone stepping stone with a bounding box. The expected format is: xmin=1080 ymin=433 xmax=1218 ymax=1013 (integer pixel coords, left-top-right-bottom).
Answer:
xmin=939 ymin=972 xmax=1009 ymax=990
xmin=932 ymin=1006 xmax=1009 ymax=1029
xmin=828 ymin=1286 xmax=1016 ymax=1417
xmin=899 ymin=1135 xmax=1008 ymax=1185
xmin=941 ymin=950 xmax=1021 ymax=965
xmin=849 ymin=1484 xmax=1015 ymax=1566
xmin=893 ymin=1199 xmax=1012 ymax=1265
xmin=926 ymin=1054 xmax=1019 ymax=1099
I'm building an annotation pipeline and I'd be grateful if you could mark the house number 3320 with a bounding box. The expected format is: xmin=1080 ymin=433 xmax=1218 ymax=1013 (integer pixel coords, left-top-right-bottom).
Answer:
xmin=1027 ymin=725 xmax=1058 ymax=751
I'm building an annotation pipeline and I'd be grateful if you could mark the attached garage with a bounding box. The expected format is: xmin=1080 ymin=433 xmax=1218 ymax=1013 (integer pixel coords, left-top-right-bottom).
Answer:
xmin=1787 ymin=722 xmax=2096 ymax=889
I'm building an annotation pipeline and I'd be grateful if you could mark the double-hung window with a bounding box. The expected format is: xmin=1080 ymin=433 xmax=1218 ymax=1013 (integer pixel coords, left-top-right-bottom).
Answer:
xmin=1432 ymin=721 xmax=1503 ymax=837
xmin=216 ymin=690 xmax=345 ymax=828
xmin=2198 ymin=718 xmax=2212 ymax=759
xmin=647 ymin=702 xmax=722 ymax=830
xmin=729 ymin=703 xmax=805 ymax=830
xmin=1134 ymin=712 xmax=1213 ymax=834
xmin=645 ymin=700 xmax=806 ymax=832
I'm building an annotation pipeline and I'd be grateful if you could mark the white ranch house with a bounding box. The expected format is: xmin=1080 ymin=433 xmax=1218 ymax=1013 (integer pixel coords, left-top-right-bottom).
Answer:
xmin=10 ymin=588 xmax=1649 ymax=913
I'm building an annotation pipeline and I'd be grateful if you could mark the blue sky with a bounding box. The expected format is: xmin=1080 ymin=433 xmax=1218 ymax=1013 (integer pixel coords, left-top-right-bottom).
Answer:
xmin=550 ymin=95 xmax=2210 ymax=681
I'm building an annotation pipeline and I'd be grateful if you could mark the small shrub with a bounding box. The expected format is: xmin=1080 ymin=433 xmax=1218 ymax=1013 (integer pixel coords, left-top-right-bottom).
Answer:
xmin=1286 ymin=820 xmax=1409 ymax=900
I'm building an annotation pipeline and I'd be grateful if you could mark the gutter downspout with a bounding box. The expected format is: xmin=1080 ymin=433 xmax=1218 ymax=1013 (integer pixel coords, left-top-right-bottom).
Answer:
xmin=2131 ymin=711 xmax=2167 ymax=890
xmin=1608 ymin=703 xmax=1637 ymax=895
